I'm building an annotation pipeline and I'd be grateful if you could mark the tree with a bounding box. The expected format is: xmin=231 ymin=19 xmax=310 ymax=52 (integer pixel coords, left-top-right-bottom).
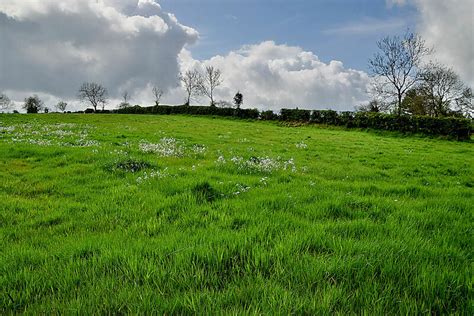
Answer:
xmin=401 ymin=63 xmax=471 ymax=117
xmin=233 ymin=91 xmax=243 ymax=109
xmin=369 ymin=32 xmax=431 ymax=115
xmin=417 ymin=62 xmax=468 ymax=117
xmin=401 ymin=88 xmax=429 ymax=116
xmin=355 ymin=99 xmax=390 ymax=113
xmin=152 ymin=86 xmax=163 ymax=106
xmin=180 ymin=70 xmax=203 ymax=106
xmin=23 ymin=95 xmax=44 ymax=113
xmin=119 ymin=91 xmax=131 ymax=109
xmin=56 ymin=101 xmax=67 ymax=113
xmin=78 ymin=82 xmax=108 ymax=112
xmin=455 ymin=87 xmax=473 ymax=118
xmin=200 ymin=66 xmax=223 ymax=106
xmin=0 ymin=93 xmax=13 ymax=112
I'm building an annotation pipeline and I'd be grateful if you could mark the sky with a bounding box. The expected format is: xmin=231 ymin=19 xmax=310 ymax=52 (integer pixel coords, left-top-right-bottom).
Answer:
xmin=0 ymin=0 xmax=472 ymax=112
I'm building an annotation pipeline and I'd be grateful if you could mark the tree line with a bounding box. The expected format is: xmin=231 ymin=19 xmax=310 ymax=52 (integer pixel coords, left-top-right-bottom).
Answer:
xmin=365 ymin=32 xmax=472 ymax=118
xmin=0 ymin=31 xmax=472 ymax=118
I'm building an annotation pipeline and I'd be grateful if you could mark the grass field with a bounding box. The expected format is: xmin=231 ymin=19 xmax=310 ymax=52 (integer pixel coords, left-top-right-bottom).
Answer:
xmin=0 ymin=114 xmax=472 ymax=314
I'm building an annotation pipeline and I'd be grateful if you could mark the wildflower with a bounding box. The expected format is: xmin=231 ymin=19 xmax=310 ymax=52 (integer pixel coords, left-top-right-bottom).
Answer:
xmin=139 ymin=137 xmax=184 ymax=157
xmin=296 ymin=141 xmax=308 ymax=149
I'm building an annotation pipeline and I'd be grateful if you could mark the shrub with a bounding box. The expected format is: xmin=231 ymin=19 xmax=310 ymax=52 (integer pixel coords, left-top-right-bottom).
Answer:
xmin=260 ymin=110 xmax=278 ymax=120
xmin=110 ymin=104 xmax=472 ymax=140
xmin=280 ymin=109 xmax=311 ymax=121
xmin=235 ymin=108 xmax=260 ymax=119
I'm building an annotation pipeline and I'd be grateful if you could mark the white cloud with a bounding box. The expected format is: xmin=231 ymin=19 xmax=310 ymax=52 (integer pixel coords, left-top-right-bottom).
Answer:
xmin=415 ymin=0 xmax=473 ymax=87
xmin=178 ymin=41 xmax=371 ymax=111
xmin=0 ymin=0 xmax=198 ymax=108
xmin=388 ymin=0 xmax=473 ymax=87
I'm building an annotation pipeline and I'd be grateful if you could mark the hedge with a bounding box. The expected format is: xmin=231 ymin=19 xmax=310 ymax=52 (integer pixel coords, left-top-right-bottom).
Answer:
xmin=105 ymin=105 xmax=472 ymax=140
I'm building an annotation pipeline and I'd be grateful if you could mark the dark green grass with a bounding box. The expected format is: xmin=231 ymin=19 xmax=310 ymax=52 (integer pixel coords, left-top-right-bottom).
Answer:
xmin=0 ymin=114 xmax=473 ymax=314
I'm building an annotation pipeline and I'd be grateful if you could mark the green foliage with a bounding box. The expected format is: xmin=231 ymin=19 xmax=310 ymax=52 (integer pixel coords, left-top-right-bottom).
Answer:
xmin=111 ymin=104 xmax=474 ymax=140
xmin=0 ymin=114 xmax=472 ymax=313
xmin=23 ymin=95 xmax=44 ymax=113
xmin=233 ymin=91 xmax=243 ymax=109
xmin=280 ymin=108 xmax=311 ymax=121
xmin=260 ymin=110 xmax=278 ymax=120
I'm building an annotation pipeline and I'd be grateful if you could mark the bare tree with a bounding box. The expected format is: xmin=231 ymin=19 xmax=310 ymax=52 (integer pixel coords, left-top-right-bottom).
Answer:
xmin=119 ymin=91 xmax=131 ymax=109
xmin=78 ymin=82 xmax=108 ymax=112
xmin=417 ymin=62 xmax=468 ymax=117
xmin=0 ymin=93 xmax=13 ymax=112
xmin=122 ymin=91 xmax=130 ymax=104
xmin=55 ymin=101 xmax=67 ymax=113
xmin=200 ymin=66 xmax=223 ymax=106
xmin=152 ymin=86 xmax=163 ymax=106
xmin=369 ymin=32 xmax=432 ymax=115
xmin=179 ymin=70 xmax=203 ymax=106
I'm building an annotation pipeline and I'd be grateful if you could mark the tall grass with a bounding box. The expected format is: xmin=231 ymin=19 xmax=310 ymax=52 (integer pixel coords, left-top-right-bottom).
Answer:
xmin=0 ymin=114 xmax=472 ymax=314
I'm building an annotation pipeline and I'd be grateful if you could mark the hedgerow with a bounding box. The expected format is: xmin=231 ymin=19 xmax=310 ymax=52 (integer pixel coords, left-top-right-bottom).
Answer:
xmin=105 ymin=105 xmax=472 ymax=140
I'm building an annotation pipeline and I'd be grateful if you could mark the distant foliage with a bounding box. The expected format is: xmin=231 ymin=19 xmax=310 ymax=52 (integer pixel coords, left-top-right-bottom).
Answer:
xmin=280 ymin=109 xmax=311 ymax=121
xmin=260 ymin=110 xmax=278 ymax=120
xmin=78 ymin=82 xmax=108 ymax=112
xmin=56 ymin=101 xmax=67 ymax=112
xmin=114 ymin=105 xmax=470 ymax=140
xmin=0 ymin=93 xmax=13 ymax=112
xmin=279 ymin=109 xmax=471 ymax=140
xmin=23 ymin=95 xmax=44 ymax=113
xmin=234 ymin=91 xmax=243 ymax=109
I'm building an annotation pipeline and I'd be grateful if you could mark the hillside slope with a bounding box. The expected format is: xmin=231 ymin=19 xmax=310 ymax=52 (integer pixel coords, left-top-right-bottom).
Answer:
xmin=1 ymin=114 xmax=472 ymax=314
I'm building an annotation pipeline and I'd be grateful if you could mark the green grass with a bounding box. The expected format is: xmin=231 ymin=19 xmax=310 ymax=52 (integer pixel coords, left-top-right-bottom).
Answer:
xmin=0 ymin=114 xmax=472 ymax=314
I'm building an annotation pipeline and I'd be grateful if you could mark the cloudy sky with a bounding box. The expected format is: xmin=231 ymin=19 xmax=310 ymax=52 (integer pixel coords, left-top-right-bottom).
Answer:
xmin=0 ymin=0 xmax=472 ymax=111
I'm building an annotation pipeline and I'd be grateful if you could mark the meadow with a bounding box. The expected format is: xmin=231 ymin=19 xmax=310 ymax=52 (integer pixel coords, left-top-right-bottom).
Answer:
xmin=0 ymin=113 xmax=472 ymax=314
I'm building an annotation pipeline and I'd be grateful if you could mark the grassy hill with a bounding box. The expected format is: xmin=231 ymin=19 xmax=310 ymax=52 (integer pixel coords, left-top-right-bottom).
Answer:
xmin=1 ymin=114 xmax=472 ymax=314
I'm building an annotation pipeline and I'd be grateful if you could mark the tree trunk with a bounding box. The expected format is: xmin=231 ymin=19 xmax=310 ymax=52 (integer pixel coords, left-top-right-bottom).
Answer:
xmin=397 ymin=94 xmax=402 ymax=116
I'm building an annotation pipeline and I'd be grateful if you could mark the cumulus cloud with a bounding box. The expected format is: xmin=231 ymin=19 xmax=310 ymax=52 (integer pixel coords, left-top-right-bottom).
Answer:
xmin=388 ymin=0 xmax=473 ymax=87
xmin=179 ymin=41 xmax=370 ymax=111
xmin=415 ymin=0 xmax=473 ymax=87
xmin=0 ymin=0 xmax=198 ymax=107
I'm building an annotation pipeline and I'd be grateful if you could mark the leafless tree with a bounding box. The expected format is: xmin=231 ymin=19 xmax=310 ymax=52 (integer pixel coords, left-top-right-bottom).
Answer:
xmin=200 ymin=66 xmax=223 ymax=106
xmin=152 ymin=86 xmax=164 ymax=106
xmin=180 ymin=70 xmax=203 ymax=106
xmin=0 ymin=93 xmax=13 ymax=112
xmin=369 ymin=32 xmax=432 ymax=115
xmin=55 ymin=101 xmax=67 ymax=112
xmin=122 ymin=91 xmax=130 ymax=104
xmin=118 ymin=91 xmax=131 ymax=109
xmin=417 ymin=62 xmax=468 ymax=116
xmin=78 ymin=82 xmax=108 ymax=112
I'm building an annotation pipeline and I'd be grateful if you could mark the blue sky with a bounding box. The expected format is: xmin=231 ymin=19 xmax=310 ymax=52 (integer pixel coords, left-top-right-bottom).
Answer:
xmin=160 ymin=0 xmax=418 ymax=71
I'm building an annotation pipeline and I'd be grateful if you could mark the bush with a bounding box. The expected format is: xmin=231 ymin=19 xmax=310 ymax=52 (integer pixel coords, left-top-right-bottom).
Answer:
xmin=280 ymin=109 xmax=311 ymax=121
xmin=260 ymin=110 xmax=278 ymax=120
xmin=235 ymin=108 xmax=260 ymax=119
